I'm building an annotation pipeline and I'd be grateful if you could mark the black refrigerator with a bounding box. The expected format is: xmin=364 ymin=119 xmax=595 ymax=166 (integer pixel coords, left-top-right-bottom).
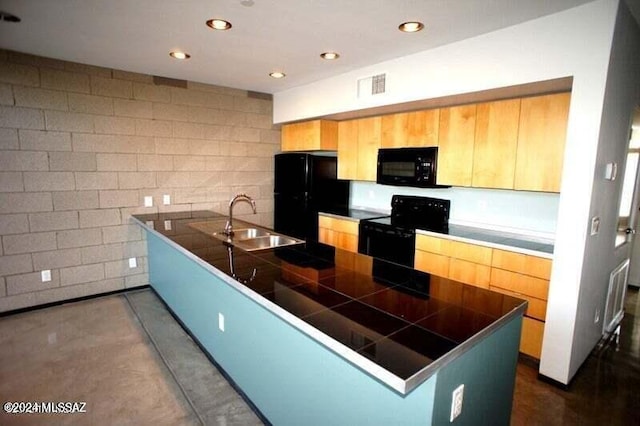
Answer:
xmin=274 ymin=153 xmax=350 ymax=242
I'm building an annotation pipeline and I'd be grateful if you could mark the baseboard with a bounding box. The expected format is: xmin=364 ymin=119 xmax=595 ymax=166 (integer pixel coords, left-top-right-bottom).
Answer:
xmin=0 ymin=285 xmax=150 ymax=317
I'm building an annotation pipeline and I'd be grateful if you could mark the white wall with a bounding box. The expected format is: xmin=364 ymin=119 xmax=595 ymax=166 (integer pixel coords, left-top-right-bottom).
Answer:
xmin=351 ymin=182 xmax=559 ymax=238
xmin=273 ymin=0 xmax=625 ymax=384
xmin=563 ymin=1 xmax=640 ymax=378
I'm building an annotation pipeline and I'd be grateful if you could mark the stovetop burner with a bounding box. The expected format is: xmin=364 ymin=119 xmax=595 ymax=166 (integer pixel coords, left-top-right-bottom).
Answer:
xmin=357 ymin=195 xmax=451 ymax=267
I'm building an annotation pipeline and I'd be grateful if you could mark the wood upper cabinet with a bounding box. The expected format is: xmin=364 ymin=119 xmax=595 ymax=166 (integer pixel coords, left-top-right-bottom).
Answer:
xmin=515 ymin=93 xmax=571 ymax=192
xmin=281 ymin=119 xmax=338 ymax=152
xmin=357 ymin=117 xmax=382 ymax=181
xmin=337 ymin=117 xmax=381 ymax=181
xmin=437 ymin=104 xmax=477 ymax=186
xmin=380 ymin=110 xmax=439 ymax=148
xmin=472 ymin=99 xmax=521 ymax=189
xmin=337 ymin=119 xmax=359 ymax=180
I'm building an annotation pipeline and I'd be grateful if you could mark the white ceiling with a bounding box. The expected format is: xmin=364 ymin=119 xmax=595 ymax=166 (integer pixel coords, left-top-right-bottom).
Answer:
xmin=0 ymin=0 xmax=622 ymax=94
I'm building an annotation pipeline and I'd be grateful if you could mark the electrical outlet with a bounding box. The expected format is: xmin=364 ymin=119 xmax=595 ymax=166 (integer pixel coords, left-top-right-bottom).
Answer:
xmin=164 ymin=220 xmax=172 ymax=231
xmin=145 ymin=220 xmax=155 ymax=229
xmin=128 ymin=257 xmax=137 ymax=268
xmin=218 ymin=313 xmax=225 ymax=332
xmin=450 ymin=384 xmax=464 ymax=422
xmin=163 ymin=194 xmax=171 ymax=205
xmin=594 ymin=308 xmax=600 ymax=324
xmin=144 ymin=196 xmax=153 ymax=207
xmin=41 ymin=270 xmax=51 ymax=282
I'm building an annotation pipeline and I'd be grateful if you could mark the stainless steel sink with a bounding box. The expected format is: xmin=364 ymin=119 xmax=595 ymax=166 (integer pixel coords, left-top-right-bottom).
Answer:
xmin=226 ymin=228 xmax=271 ymax=239
xmin=188 ymin=221 xmax=304 ymax=252
xmin=233 ymin=234 xmax=304 ymax=251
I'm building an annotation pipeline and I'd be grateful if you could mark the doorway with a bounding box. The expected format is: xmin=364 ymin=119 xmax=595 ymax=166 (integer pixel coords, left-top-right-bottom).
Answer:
xmin=624 ymin=107 xmax=640 ymax=287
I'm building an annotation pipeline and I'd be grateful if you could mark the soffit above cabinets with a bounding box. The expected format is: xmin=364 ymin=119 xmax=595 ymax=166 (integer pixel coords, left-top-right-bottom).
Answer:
xmin=316 ymin=77 xmax=574 ymax=123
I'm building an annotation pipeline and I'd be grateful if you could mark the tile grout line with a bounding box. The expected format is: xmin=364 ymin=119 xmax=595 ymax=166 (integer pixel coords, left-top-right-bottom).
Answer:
xmin=122 ymin=291 xmax=206 ymax=426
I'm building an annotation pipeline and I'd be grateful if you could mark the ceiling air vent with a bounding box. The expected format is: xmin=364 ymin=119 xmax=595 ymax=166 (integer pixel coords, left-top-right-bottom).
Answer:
xmin=357 ymin=73 xmax=386 ymax=98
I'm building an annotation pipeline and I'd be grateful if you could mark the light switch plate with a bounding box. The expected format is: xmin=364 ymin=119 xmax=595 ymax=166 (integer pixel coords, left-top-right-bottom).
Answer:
xmin=41 ymin=270 xmax=51 ymax=282
xmin=164 ymin=220 xmax=172 ymax=231
xmin=144 ymin=196 xmax=153 ymax=207
xmin=163 ymin=194 xmax=171 ymax=205
xmin=591 ymin=216 xmax=600 ymax=236
xmin=128 ymin=257 xmax=137 ymax=268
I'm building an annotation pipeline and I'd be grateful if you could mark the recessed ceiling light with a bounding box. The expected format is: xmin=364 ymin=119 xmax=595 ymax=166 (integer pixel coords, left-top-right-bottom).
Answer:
xmin=320 ymin=52 xmax=340 ymax=60
xmin=398 ymin=21 xmax=424 ymax=33
xmin=269 ymin=72 xmax=286 ymax=79
xmin=0 ymin=11 xmax=21 ymax=22
xmin=206 ymin=19 xmax=232 ymax=30
xmin=169 ymin=51 xmax=191 ymax=60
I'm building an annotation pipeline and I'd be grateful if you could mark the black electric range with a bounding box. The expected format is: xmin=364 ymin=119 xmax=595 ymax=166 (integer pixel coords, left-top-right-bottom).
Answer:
xmin=358 ymin=195 xmax=450 ymax=267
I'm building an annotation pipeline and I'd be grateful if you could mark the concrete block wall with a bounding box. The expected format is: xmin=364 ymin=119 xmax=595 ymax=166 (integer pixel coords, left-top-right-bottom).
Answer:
xmin=0 ymin=49 xmax=279 ymax=312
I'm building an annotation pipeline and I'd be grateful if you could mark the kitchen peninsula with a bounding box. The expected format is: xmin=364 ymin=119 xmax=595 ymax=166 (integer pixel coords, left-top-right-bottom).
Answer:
xmin=132 ymin=210 xmax=526 ymax=425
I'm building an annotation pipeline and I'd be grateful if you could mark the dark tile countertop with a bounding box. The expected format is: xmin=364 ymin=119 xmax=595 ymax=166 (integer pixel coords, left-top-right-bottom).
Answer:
xmin=132 ymin=210 xmax=527 ymax=394
xmin=320 ymin=209 xmax=554 ymax=257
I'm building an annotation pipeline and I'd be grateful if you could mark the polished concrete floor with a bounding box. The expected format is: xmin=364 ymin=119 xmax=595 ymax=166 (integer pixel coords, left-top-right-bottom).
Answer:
xmin=0 ymin=287 xmax=638 ymax=425
xmin=511 ymin=287 xmax=640 ymax=425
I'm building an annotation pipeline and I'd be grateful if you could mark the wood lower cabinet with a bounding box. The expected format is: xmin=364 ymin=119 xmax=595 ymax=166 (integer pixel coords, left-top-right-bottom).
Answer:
xmin=281 ymin=119 xmax=338 ymax=151
xmin=318 ymin=215 xmax=359 ymax=253
xmin=381 ymin=110 xmax=439 ymax=147
xmin=414 ymin=250 xmax=449 ymax=277
xmin=414 ymin=234 xmax=492 ymax=289
xmin=489 ymin=249 xmax=552 ymax=359
xmin=491 ymin=248 xmax=552 ymax=280
xmin=415 ymin=233 xmax=552 ymax=359
xmin=520 ymin=317 xmax=545 ymax=359
xmin=448 ymin=258 xmax=491 ymax=289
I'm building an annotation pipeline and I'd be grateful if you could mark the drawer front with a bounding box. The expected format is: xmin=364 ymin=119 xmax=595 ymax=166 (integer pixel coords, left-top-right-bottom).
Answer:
xmin=319 ymin=228 xmax=358 ymax=252
xmin=520 ymin=317 xmax=545 ymax=359
xmin=491 ymin=249 xmax=552 ymax=280
xmin=447 ymin=240 xmax=493 ymax=265
xmin=489 ymin=286 xmax=548 ymax=321
xmin=318 ymin=227 xmax=336 ymax=246
xmin=448 ymin=258 xmax=491 ymax=289
xmin=319 ymin=216 xmax=358 ymax=235
xmin=335 ymin=233 xmax=358 ymax=252
xmin=490 ymin=268 xmax=550 ymax=300
xmin=414 ymin=250 xmax=450 ymax=277
xmin=415 ymin=234 xmax=450 ymax=254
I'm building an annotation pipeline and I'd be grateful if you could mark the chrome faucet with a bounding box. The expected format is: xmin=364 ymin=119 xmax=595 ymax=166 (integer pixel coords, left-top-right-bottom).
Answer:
xmin=224 ymin=193 xmax=256 ymax=236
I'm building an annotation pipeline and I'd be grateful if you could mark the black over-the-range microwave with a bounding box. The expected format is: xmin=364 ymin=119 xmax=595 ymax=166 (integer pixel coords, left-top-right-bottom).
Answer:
xmin=377 ymin=147 xmax=445 ymax=188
